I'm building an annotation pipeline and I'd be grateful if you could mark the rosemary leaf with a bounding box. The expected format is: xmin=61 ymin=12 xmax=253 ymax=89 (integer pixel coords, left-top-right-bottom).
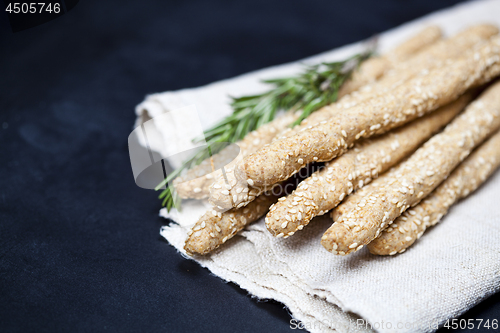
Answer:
xmin=158 ymin=44 xmax=375 ymax=211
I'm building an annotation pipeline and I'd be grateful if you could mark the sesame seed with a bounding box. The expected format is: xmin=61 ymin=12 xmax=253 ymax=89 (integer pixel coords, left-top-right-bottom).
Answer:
xmin=213 ymin=184 xmax=222 ymax=189
xmin=281 ymin=221 xmax=288 ymax=229
xmin=285 ymin=215 xmax=291 ymax=221
xmin=298 ymin=158 xmax=304 ymax=164
xmin=349 ymin=243 xmax=358 ymax=249
xmin=222 ymin=190 xmax=230 ymax=195
xmin=276 ymin=233 xmax=284 ymax=238
xmin=339 ymin=193 xmax=345 ymax=201
xmin=246 ymin=179 xmax=254 ymax=186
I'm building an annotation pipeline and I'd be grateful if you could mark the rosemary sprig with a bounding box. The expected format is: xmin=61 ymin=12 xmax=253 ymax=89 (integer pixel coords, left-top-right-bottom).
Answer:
xmin=157 ymin=45 xmax=375 ymax=211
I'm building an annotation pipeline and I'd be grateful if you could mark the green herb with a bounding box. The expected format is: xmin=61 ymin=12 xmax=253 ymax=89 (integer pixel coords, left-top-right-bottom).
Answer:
xmin=157 ymin=44 xmax=375 ymax=211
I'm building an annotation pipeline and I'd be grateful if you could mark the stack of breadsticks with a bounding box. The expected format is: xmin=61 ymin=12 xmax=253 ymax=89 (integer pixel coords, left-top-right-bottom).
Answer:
xmin=178 ymin=24 xmax=500 ymax=257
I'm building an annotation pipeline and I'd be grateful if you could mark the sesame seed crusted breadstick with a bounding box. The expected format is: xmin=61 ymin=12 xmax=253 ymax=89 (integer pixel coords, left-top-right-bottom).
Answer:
xmin=174 ymin=144 xmax=238 ymax=199
xmin=265 ymin=94 xmax=473 ymax=237
xmin=322 ymin=80 xmax=500 ymax=255
xmin=184 ymin=193 xmax=277 ymax=255
xmin=386 ymin=26 xmax=443 ymax=64
xmin=368 ymin=129 xmax=500 ymax=256
xmin=277 ymin=24 xmax=498 ymax=140
xmin=174 ymin=112 xmax=298 ymax=199
xmin=235 ymin=36 xmax=500 ymax=191
xmin=338 ymin=26 xmax=442 ymax=97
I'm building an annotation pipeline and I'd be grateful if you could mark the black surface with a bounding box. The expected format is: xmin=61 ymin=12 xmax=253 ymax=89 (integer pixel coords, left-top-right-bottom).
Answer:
xmin=1 ymin=0 xmax=499 ymax=332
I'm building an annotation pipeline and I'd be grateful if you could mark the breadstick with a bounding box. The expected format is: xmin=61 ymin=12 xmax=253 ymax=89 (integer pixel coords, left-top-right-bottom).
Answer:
xmin=184 ymin=193 xmax=277 ymax=255
xmin=174 ymin=112 xmax=298 ymax=199
xmin=209 ymin=26 xmax=497 ymax=209
xmin=322 ymin=80 xmax=500 ymax=255
xmin=235 ymin=36 xmax=500 ymax=192
xmin=368 ymin=130 xmax=500 ymax=255
xmin=277 ymin=24 xmax=497 ymax=139
xmin=338 ymin=26 xmax=442 ymax=97
xmin=265 ymin=94 xmax=473 ymax=237
xmin=386 ymin=26 xmax=443 ymax=64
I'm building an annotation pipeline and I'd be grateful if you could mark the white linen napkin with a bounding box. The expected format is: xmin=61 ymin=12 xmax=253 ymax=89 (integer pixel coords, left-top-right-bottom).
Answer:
xmin=135 ymin=1 xmax=500 ymax=332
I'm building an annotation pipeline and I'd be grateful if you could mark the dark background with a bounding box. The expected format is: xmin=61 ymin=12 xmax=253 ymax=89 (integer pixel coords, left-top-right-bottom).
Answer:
xmin=1 ymin=0 xmax=499 ymax=332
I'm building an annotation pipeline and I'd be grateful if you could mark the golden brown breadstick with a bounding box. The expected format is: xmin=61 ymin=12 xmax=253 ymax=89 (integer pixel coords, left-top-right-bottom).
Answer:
xmin=174 ymin=112 xmax=298 ymax=199
xmin=338 ymin=26 xmax=442 ymax=97
xmin=368 ymin=129 xmax=500 ymax=255
xmin=265 ymin=94 xmax=473 ymax=237
xmin=184 ymin=193 xmax=277 ymax=255
xmin=322 ymin=80 xmax=500 ymax=255
xmin=278 ymin=24 xmax=497 ymax=139
xmin=386 ymin=26 xmax=443 ymax=64
xmin=235 ymin=36 xmax=500 ymax=191
xmin=209 ymin=26 xmax=498 ymax=210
